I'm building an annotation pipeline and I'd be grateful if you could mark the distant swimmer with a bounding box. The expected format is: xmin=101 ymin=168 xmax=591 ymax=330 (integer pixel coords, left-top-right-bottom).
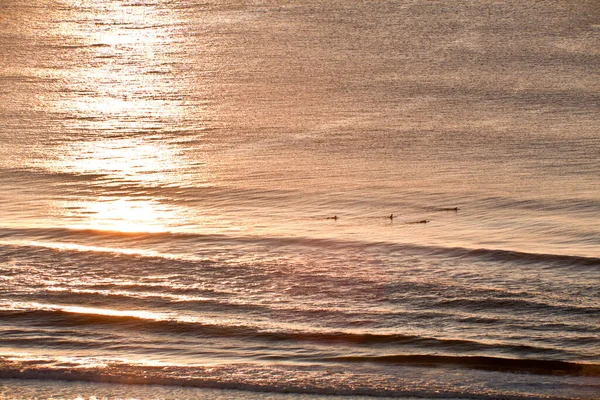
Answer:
xmin=407 ymin=219 xmax=429 ymax=224
xmin=436 ymin=207 xmax=459 ymax=212
xmin=388 ymin=214 xmax=394 ymax=220
xmin=326 ymin=215 xmax=338 ymax=220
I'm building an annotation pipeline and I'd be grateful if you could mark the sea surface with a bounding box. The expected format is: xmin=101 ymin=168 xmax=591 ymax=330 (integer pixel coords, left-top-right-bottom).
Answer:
xmin=0 ymin=0 xmax=599 ymax=399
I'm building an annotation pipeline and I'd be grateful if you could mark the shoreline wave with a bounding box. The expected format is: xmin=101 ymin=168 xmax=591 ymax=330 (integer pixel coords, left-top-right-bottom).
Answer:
xmin=1 ymin=226 xmax=598 ymax=268
xmin=331 ymin=354 xmax=600 ymax=377
xmin=0 ymin=308 xmax=588 ymax=366
xmin=0 ymin=357 xmax=596 ymax=400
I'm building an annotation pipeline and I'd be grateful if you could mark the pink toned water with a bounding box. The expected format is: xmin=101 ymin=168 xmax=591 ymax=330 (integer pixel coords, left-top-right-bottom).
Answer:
xmin=0 ymin=1 xmax=599 ymax=398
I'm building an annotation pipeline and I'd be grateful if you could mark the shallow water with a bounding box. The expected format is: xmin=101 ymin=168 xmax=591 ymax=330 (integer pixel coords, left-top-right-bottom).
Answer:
xmin=0 ymin=0 xmax=599 ymax=398
xmin=0 ymin=379 xmax=421 ymax=400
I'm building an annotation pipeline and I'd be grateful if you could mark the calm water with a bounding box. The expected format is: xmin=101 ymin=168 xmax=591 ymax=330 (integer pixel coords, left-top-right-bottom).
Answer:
xmin=0 ymin=0 xmax=599 ymax=399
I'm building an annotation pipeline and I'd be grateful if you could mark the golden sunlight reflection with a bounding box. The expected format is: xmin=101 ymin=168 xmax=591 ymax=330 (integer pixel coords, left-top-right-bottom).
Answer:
xmin=46 ymin=0 xmax=190 ymax=127
xmin=1 ymin=301 xmax=161 ymax=320
xmin=58 ymin=305 xmax=164 ymax=321
xmin=55 ymin=138 xmax=184 ymax=186
xmin=49 ymin=138 xmax=205 ymax=233
xmin=25 ymin=0 xmax=218 ymax=234
xmin=3 ymin=301 xmax=229 ymax=328
xmin=71 ymin=198 xmax=179 ymax=233
xmin=0 ymin=240 xmax=167 ymax=258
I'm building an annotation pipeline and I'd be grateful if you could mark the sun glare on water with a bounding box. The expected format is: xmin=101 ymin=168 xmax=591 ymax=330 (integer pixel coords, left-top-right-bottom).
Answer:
xmin=76 ymin=198 xmax=173 ymax=233
xmin=27 ymin=1 xmax=203 ymax=234
xmin=56 ymin=138 xmax=184 ymax=186
xmin=52 ymin=138 xmax=189 ymax=233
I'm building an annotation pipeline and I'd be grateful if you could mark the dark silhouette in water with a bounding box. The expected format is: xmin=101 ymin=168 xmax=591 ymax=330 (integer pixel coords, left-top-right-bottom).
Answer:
xmin=388 ymin=214 xmax=394 ymax=220
xmin=326 ymin=215 xmax=338 ymax=220
xmin=407 ymin=220 xmax=429 ymax=224
xmin=435 ymin=207 xmax=459 ymax=212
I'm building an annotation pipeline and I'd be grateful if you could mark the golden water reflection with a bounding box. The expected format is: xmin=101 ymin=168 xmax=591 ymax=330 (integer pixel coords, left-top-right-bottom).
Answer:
xmin=31 ymin=0 xmax=216 ymax=234
xmin=71 ymin=198 xmax=176 ymax=233
xmin=53 ymin=138 xmax=193 ymax=232
xmin=55 ymin=138 xmax=185 ymax=186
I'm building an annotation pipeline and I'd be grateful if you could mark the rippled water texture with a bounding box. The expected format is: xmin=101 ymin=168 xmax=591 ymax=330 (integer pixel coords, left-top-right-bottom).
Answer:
xmin=0 ymin=0 xmax=599 ymax=399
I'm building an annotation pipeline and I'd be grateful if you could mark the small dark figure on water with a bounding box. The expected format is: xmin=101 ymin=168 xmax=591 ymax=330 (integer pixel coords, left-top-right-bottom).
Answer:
xmin=388 ymin=214 xmax=394 ymax=220
xmin=326 ymin=215 xmax=338 ymax=220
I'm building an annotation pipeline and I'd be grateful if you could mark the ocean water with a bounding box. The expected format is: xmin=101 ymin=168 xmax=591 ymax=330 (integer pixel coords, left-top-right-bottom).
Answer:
xmin=0 ymin=0 xmax=599 ymax=399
